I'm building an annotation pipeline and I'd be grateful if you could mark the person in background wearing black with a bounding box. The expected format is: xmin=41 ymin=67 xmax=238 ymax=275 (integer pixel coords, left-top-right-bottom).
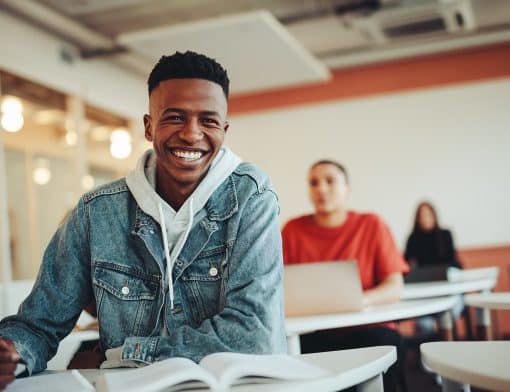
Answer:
xmin=405 ymin=201 xmax=461 ymax=269
xmin=404 ymin=201 xmax=464 ymax=335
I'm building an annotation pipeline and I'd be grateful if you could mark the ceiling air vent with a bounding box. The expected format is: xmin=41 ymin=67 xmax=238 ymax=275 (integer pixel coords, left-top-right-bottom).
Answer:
xmin=382 ymin=16 xmax=446 ymax=38
xmin=348 ymin=0 xmax=475 ymax=44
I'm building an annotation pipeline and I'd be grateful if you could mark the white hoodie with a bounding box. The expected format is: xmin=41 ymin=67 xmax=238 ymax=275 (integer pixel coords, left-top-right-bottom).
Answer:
xmin=126 ymin=147 xmax=242 ymax=310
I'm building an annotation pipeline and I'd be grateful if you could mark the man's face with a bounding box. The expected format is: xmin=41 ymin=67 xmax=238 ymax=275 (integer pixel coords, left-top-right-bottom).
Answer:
xmin=308 ymin=163 xmax=350 ymax=214
xmin=144 ymin=78 xmax=228 ymax=192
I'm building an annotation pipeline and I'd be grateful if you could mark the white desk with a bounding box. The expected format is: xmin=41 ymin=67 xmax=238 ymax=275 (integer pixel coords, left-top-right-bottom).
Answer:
xmin=402 ymin=278 xmax=497 ymax=300
xmin=403 ymin=278 xmax=498 ymax=340
xmin=74 ymin=346 xmax=397 ymax=392
xmin=421 ymin=341 xmax=510 ymax=392
xmin=464 ymin=292 xmax=510 ymax=310
xmin=285 ymin=296 xmax=457 ymax=355
xmin=464 ymin=292 xmax=510 ymax=340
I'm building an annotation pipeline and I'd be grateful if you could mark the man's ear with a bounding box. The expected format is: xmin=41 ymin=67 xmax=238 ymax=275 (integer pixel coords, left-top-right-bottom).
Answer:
xmin=223 ymin=121 xmax=229 ymax=133
xmin=143 ymin=114 xmax=153 ymax=142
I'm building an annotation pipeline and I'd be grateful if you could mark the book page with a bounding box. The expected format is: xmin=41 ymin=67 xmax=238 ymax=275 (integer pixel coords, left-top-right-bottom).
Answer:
xmin=7 ymin=370 xmax=94 ymax=392
xmin=95 ymin=357 xmax=219 ymax=392
xmin=199 ymin=352 xmax=330 ymax=390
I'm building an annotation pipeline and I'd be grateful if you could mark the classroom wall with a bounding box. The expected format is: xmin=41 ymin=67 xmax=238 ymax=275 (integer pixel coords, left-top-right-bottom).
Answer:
xmin=226 ymin=77 xmax=510 ymax=249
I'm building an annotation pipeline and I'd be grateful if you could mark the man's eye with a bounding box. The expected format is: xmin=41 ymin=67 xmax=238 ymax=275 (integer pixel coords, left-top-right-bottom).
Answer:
xmin=163 ymin=115 xmax=184 ymax=122
xmin=201 ymin=118 xmax=219 ymax=126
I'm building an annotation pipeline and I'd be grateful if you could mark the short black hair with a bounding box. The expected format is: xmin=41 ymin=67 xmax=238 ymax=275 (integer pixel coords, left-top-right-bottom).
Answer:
xmin=147 ymin=51 xmax=230 ymax=98
xmin=310 ymin=160 xmax=349 ymax=184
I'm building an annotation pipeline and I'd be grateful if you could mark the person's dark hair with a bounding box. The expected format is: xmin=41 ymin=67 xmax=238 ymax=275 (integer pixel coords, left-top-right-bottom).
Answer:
xmin=148 ymin=51 xmax=230 ymax=98
xmin=413 ymin=201 xmax=439 ymax=232
xmin=310 ymin=160 xmax=349 ymax=184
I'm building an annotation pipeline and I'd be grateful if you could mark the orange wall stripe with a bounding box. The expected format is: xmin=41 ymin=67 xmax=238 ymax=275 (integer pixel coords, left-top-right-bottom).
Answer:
xmin=229 ymin=42 xmax=510 ymax=115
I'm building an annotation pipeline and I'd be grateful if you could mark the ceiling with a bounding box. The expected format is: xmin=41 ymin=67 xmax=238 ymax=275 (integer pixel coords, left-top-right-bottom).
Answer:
xmin=1 ymin=0 xmax=510 ymax=94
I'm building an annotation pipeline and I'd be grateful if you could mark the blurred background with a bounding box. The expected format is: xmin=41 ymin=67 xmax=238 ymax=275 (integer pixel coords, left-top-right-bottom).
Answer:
xmin=0 ymin=0 xmax=509 ymax=337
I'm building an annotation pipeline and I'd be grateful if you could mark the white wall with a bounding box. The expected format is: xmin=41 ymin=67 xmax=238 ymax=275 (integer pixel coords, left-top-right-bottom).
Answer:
xmin=226 ymin=78 xmax=510 ymax=249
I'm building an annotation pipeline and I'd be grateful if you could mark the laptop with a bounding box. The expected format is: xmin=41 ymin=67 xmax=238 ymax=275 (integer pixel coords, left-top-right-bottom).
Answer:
xmin=283 ymin=260 xmax=364 ymax=317
xmin=403 ymin=265 xmax=449 ymax=283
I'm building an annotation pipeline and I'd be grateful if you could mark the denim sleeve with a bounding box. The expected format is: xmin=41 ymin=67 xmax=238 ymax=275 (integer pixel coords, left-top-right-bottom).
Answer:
xmin=0 ymin=198 xmax=93 ymax=374
xmin=121 ymin=189 xmax=287 ymax=364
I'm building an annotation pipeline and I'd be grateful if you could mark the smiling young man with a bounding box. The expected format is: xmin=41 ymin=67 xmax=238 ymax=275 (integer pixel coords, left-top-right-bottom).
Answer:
xmin=0 ymin=51 xmax=285 ymax=388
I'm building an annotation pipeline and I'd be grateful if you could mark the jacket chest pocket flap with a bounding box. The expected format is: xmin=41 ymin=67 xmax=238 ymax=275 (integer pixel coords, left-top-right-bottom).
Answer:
xmin=181 ymin=245 xmax=226 ymax=282
xmin=93 ymin=261 xmax=159 ymax=301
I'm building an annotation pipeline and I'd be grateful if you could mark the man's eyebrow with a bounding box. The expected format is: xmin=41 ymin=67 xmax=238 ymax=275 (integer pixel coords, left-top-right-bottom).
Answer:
xmin=161 ymin=107 xmax=185 ymax=116
xmin=200 ymin=110 xmax=221 ymax=117
xmin=160 ymin=108 xmax=221 ymax=117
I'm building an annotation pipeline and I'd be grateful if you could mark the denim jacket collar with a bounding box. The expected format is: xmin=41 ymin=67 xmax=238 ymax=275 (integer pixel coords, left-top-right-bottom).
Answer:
xmin=132 ymin=175 xmax=238 ymax=232
xmin=130 ymin=175 xmax=239 ymax=279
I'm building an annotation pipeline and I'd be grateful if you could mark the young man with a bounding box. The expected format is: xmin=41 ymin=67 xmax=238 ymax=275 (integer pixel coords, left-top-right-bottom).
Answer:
xmin=282 ymin=160 xmax=409 ymax=392
xmin=0 ymin=51 xmax=285 ymax=389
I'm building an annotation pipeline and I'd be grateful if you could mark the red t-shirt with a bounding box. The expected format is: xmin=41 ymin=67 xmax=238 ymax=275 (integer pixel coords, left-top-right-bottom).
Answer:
xmin=282 ymin=211 xmax=409 ymax=290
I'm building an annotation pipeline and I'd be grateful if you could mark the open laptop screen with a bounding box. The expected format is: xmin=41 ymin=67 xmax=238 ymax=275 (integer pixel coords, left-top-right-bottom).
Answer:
xmin=284 ymin=260 xmax=364 ymax=317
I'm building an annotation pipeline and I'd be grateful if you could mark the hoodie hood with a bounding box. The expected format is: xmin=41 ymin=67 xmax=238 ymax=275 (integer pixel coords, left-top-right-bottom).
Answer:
xmin=126 ymin=147 xmax=242 ymax=309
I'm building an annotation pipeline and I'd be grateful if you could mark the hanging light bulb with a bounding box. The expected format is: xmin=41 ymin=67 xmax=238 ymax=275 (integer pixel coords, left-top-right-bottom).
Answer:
xmin=1 ymin=96 xmax=23 ymax=114
xmin=33 ymin=158 xmax=52 ymax=185
xmin=110 ymin=128 xmax=132 ymax=159
xmin=1 ymin=96 xmax=24 ymax=133
xmin=1 ymin=112 xmax=24 ymax=133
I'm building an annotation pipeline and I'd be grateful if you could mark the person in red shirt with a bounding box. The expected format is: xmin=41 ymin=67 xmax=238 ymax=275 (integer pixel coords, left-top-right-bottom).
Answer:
xmin=282 ymin=160 xmax=409 ymax=392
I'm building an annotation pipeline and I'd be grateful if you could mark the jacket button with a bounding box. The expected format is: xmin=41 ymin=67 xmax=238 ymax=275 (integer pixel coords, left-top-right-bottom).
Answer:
xmin=121 ymin=286 xmax=130 ymax=295
xmin=209 ymin=267 xmax=218 ymax=277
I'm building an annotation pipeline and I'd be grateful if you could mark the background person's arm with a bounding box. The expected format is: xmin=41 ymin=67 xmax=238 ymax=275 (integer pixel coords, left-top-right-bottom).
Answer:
xmin=116 ymin=188 xmax=287 ymax=365
xmin=362 ymin=272 xmax=403 ymax=307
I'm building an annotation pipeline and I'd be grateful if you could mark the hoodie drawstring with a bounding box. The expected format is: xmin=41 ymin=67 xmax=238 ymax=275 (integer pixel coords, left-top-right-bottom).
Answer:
xmin=158 ymin=203 xmax=174 ymax=310
xmin=158 ymin=199 xmax=194 ymax=311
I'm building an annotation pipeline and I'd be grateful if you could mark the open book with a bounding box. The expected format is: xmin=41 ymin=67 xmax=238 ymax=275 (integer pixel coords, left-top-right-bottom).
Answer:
xmin=96 ymin=352 xmax=330 ymax=392
xmin=8 ymin=370 xmax=94 ymax=392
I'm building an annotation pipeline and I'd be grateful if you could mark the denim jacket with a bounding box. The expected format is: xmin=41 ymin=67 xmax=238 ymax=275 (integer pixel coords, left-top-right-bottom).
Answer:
xmin=0 ymin=162 xmax=286 ymax=374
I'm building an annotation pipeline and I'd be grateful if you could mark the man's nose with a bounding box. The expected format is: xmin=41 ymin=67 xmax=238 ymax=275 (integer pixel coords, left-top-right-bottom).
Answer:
xmin=316 ymin=182 xmax=328 ymax=193
xmin=179 ymin=119 xmax=203 ymax=143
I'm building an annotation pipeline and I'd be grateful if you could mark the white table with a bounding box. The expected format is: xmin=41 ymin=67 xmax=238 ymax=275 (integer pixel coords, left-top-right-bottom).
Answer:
xmin=402 ymin=278 xmax=497 ymax=300
xmin=421 ymin=341 xmax=510 ymax=392
xmin=464 ymin=292 xmax=510 ymax=340
xmin=464 ymin=292 xmax=510 ymax=310
xmin=285 ymin=296 xmax=458 ymax=355
xmin=74 ymin=346 xmax=397 ymax=392
xmin=402 ymin=277 xmax=498 ymax=339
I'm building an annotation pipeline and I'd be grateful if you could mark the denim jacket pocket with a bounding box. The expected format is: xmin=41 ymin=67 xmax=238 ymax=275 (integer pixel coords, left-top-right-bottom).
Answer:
xmin=93 ymin=261 xmax=160 ymax=347
xmin=179 ymin=245 xmax=226 ymax=325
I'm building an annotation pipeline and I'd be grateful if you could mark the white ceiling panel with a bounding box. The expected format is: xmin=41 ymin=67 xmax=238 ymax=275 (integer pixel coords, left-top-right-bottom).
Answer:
xmin=286 ymin=15 xmax=373 ymax=55
xmin=118 ymin=10 xmax=331 ymax=94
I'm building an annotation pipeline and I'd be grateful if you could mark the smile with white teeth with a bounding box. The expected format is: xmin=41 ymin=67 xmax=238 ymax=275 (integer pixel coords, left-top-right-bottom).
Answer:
xmin=172 ymin=150 xmax=203 ymax=161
